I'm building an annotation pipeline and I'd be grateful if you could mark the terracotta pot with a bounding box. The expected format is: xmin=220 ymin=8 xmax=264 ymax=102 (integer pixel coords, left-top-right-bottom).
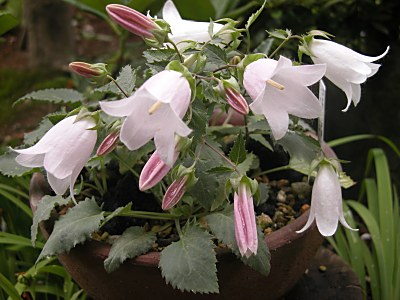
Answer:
xmin=30 ymin=173 xmax=323 ymax=300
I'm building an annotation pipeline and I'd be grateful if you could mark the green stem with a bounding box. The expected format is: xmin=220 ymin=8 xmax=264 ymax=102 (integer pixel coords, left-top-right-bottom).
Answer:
xmin=268 ymin=35 xmax=302 ymax=58
xmin=204 ymin=139 xmax=240 ymax=175
xmin=104 ymin=210 xmax=177 ymax=221
xmin=110 ymin=152 xmax=140 ymax=178
xmin=167 ymin=38 xmax=184 ymax=63
xmin=107 ymin=75 xmax=129 ymax=98
xmin=258 ymin=165 xmax=291 ymax=176
xmin=100 ymin=157 xmax=108 ymax=194
xmin=175 ymin=219 xmax=183 ymax=236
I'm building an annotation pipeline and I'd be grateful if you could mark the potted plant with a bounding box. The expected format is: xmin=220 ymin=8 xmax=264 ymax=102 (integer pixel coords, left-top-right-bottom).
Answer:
xmin=2 ymin=0 xmax=389 ymax=298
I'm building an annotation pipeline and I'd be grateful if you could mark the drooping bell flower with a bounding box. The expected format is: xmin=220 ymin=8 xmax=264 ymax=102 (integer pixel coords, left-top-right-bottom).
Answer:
xmin=13 ymin=115 xmax=97 ymax=199
xmin=162 ymin=0 xmax=225 ymax=47
xmin=297 ymin=164 xmax=356 ymax=236
xmin=106 ymin=4 xmax=158 ymax=39
xmin=139 ymin=150 xmax=178 ymax=191
xmin=309 ymin=38 xmax=389 ymax=111
xmin=100 ymin=70 xmax=191 ymax=167
xmin=162 ymin=175 xmax=189 ymax=210
xmin=234 ymin=183 xmax=258 ymax=258
xmin=69 ymin=62 xmax=108 ymax=78
xmin=243 ymin=56 xmax=326 ymax=140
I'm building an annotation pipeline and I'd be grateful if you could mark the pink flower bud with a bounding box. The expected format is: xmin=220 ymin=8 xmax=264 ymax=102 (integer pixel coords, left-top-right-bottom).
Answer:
xmin=106 ymin=4 xmax=158 ymax=39
xmin=139 ymin=151 xmax=178 ymax=191
xmin=96 ymin=131 xmax=119 ymax=156
xmin=225 ymin=87 xmax=249 ymax=115
xmin=234 ymin=183 xmax=258 ymax=258
xmin=162 ymin=175 xmax=188 ymax=210
xmin=69 ymin=62 xmax=107 ymax=78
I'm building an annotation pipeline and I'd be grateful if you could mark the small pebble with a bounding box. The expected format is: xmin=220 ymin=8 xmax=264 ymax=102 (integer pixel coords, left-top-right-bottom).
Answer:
xmin=277 ymin=190 xmax=286 ymax=203
xmin=300 ymin=204 xmax=310 ymax=214
xmin=277 ymin=179 xmax=289 ymax=189
xmin=319 ymin=265 xmax=327 ymax=272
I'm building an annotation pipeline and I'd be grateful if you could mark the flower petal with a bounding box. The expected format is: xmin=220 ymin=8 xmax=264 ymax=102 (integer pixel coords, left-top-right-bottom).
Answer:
xmin=47 ymin=172 xmax=70 ymax=195
xmin=243 ymin=58 xmax=277 ymax=100
xmin=99 ymin=96 xmax=136 ymax=117
xmin=15 ymin=153 xmax=45 ymax=168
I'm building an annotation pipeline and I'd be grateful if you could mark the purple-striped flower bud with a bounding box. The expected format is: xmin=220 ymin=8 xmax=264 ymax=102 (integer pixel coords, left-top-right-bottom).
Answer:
xmin=234 ymin=183 xmax=258 ymax=258
xmin=162 ymin=175 xmax=188 ymax=210
xmin=96 ymin=131 xmax=119 ymax=156
xmin=139 ymin=151 xmax=178 ymax=191
xmin=69 ymin=62 xmax=108 ymax=78
xmin=106 ymin=4 xmax=158 ymax=39
xmin=224 ymin=87 xmax=249 ymax=116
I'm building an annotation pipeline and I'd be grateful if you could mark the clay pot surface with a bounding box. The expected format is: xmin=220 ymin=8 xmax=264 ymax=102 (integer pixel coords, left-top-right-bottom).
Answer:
xmin=30 ymin=173 xmax=323 ymax=300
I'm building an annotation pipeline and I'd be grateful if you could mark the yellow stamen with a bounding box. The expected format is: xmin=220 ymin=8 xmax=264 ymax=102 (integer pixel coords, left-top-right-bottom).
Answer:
xmin=266 ymin=79 xmax=285 ymax=90
xmin=148 ymin=101 xmax=163 ymax=115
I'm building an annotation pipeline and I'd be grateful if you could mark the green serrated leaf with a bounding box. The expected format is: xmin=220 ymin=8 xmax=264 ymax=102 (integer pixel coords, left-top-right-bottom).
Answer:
xmin=229 ymin=131 xmax=247 ymax=165
xmin=23 ymin=118 xmax=53 ymax=146
xmin=95 ymin=65 xmax=137 ymax=96
xmin=249 ymin=134 xmax=273 ymax=151
xmin=203 ymin=44 xmax=228 ymax=71
xmin=245 ymin=0 xmax=266 ymax=30
xmin=267 ymin=29 xmax=289 ymax=40
xmin=189 ymin=99 xmax=209 ymax=145
xmin=206 ymin=166 xmax=235 ymax=174
xmin=104 ymin=227 xmax=156 ymax=273
xmin=237 ymin=153 xmax=258 ymax=174
xmin=31 ymin=195 xmax=71 ymax=246
xmin=15 ymin=88 xmax=84 ymax=105
xmin=37 ymin=198 xmax=104 ymax=261
xmin=278 ymin=132 xmax=321 ymax=175
xmin=159 ymin=223 xmax=218 ymax=294
xmin=0 ymin=151 xmax=32 ymax=177
xmin=206 ymin=205 xmax=236 ymax=247
xmin=207 ymin=207 xmax=271 ymax=276
xmin=235 ymin=228 xmax=270 ymax=276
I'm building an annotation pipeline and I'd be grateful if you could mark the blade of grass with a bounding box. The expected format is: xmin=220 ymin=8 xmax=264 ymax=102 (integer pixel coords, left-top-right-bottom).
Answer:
xmin=393 ymin=187 xmax=400 ymax=300
xmin=368 ymin=149 xmax=394 ymax=293
xmin=361 ymin=179 xmax=379 ymax=222
xmin=327 ymin=134 xmax=400 ymax=157
xmin=0 ymin=184 xmax=29 ymax=199
xmin=342 ymin=202 xmax=366 ymax=290
xmin=0 ymin=232 xmax=44 ymax=249
xmin=0 ymin=272 xmax=20 ymax=300
xmin=0 ymin=189 xmax=32 ymax=218
xmin=361 ymin=242 xmax=380 ymax=300
xmin=347 ymin=200 xmax=389 ymax=299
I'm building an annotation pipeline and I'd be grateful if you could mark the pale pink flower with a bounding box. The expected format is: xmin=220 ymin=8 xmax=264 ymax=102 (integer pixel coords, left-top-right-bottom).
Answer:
xmin=100 ymin=70 xmax=191 ymax=167
xmin=310 ymin=38 xmax=389 ymax=111
xmin=162 ymin=175 xmax=188 ymax=210
xmin=162 ymin=0 xmax=224 ymax=46
xmin=243 ymin=56 xmax=326 ymax=140
xmin=14 ymin=116 xmax=97 ymax=197
xmin=139 ymin=150 xmax=178 ymax=191
xmin=297 ymin=164 xmax=356 ymax=236
xmin=106 ymin=4 xmax=158 ymax=39
xmin=234 ymin=183 xmax=258 ymax=258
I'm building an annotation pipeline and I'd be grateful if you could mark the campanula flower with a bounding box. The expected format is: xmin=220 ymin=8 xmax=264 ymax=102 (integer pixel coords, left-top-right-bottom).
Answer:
xmin=309 ymin=38 xmax=389 ymax=111
xmin=100 ymin=70 xmax=191 ymax=167
xmin=14 ymin=116 xmax=97 ymax=197
xmin=234 ymin=183 xmax=258 ymax=258
xmin=162 ymin=0 xmax=224 ymax=46
xmin=243 ymin=56 xmax=326 ymax=140
xmin=69 ymin=62 xmax=108 ymax=78
xmin=297 ymin=164 xmax=356 ymax=236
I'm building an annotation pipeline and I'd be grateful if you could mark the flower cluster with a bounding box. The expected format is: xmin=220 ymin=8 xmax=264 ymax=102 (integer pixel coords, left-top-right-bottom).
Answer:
xmin=11 ymin=0 xmax=389 ymax=294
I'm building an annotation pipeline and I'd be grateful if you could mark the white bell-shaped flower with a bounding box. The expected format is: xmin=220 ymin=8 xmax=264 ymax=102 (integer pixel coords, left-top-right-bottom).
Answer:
xmin=310 ymin=38 xmax=389 ymax=111
xmin=14 ymin=116 xmax=97 ymax=197
xmin=100 ymin=70 xmax=191 ymax=167
xmin=297 ymin=164 xmax=356 ymax=236
xmin=244 ymin=56 xmax=326 ymax=140
xmin=162 ymin=0 xmax=224 ymax=47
